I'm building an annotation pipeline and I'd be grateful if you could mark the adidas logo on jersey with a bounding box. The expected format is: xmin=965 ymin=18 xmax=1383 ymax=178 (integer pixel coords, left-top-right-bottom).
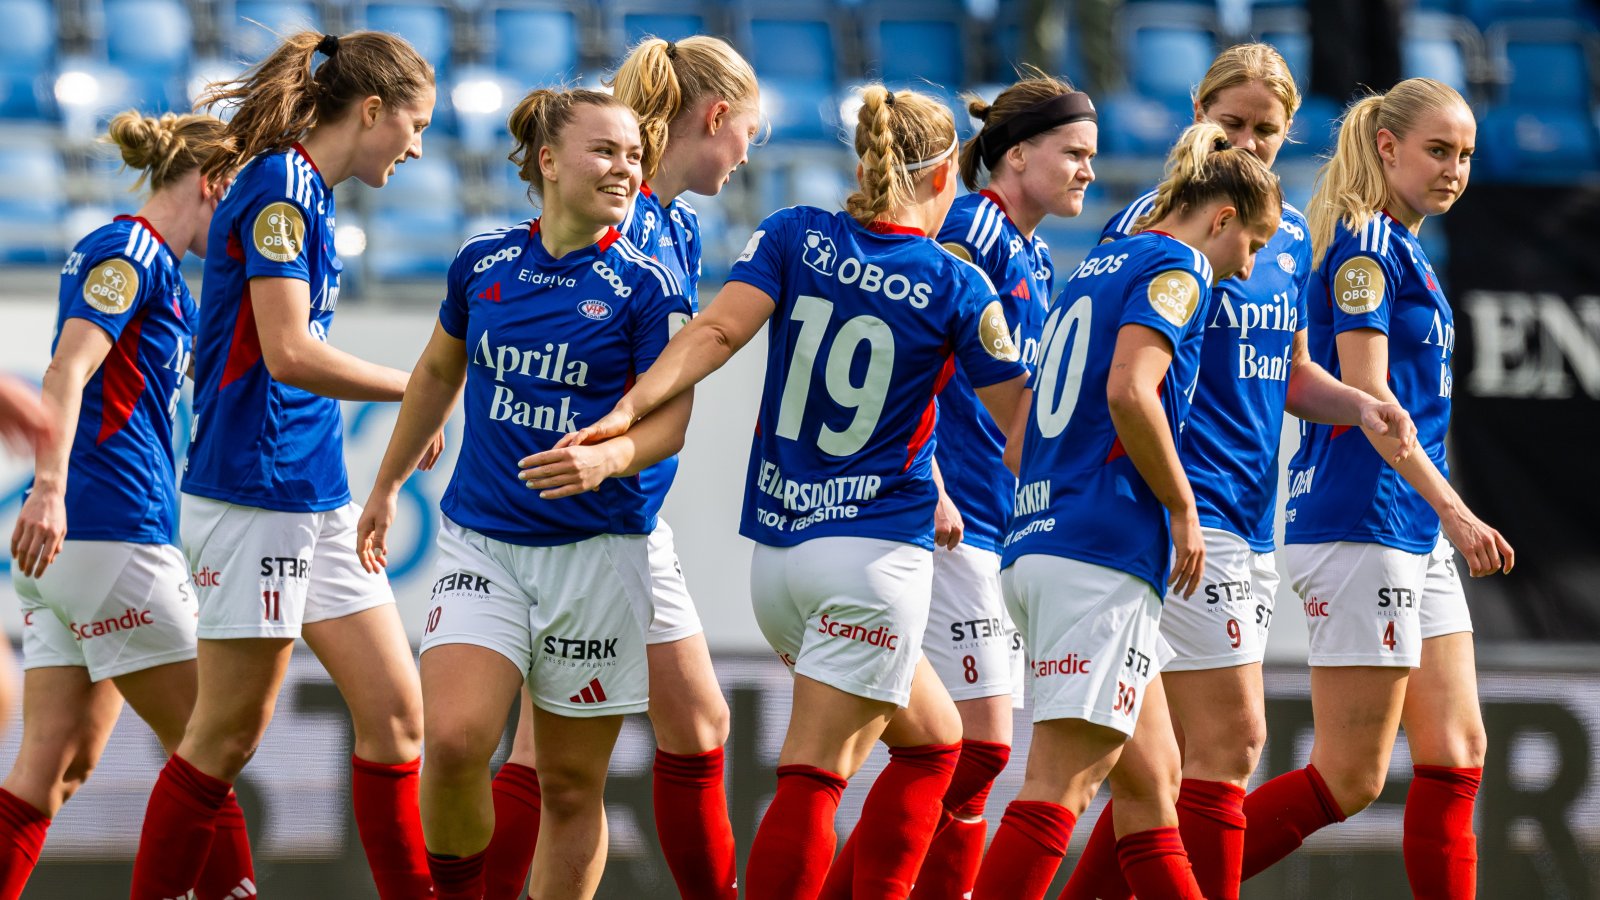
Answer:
xmin=569 ymin=678 xmax=608 ymax=704
xmin=478 ymin=282 xmax=501 ymax=303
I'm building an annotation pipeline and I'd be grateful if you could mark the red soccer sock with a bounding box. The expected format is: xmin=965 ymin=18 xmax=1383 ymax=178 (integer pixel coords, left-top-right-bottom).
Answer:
xmin=428 ymin=850 xmax=486 ymax=900
xmin=906 ymin=738 xmax=1010 ymax=900
xmin=1116 ymin=826 xmax=1203 ymax=900
xmin=131 ymin=754 xmax=231 ymax=899
xmin=1241 ymin=764 xmax=1346 ymax=880
xmin=484 ymin=763 xmax=541 ymax=900
xmin=847 ymin=743 xmax=959 ymax=898
xmin=352 ymin=755 xmax=433 ymax=899
xmin=0 ymin=788 xmax=49 ymax=900
xmin=817 ymin=826 xmax=860 ymax=900
xmin=195 ymin=793 xmax=256 ymax=899
xmin=971 ymin=800 xmax=1077 ymax=900
xmin=1058 ymin=801 xmax=1131 ymax=900
xmin=654 ymin=748 xmax=738 ymax=900
xmin=1177 ymin=779 xmax=1247 ymax=900
xmin=745 ymin=765 xmax=848 ymax=900
xmin=1403 ymin=765 xmax=1482 ymax=900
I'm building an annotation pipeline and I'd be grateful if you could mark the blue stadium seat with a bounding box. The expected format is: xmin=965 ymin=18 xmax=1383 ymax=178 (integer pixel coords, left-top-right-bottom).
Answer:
xmin=1479 ymin=107 xmax=1600 ymax=180
xmin=623 ymin=11 xmax=706 ymax=45
xmin=367 ymin=154 xmax=464 ymax=280
xmin=860 ymin=0 xmax=968 ymax=96
xmin=1096 ymin=91 xmax=1187 ymax=157
xmin=0 ymin=0 xmax=57 ymax=120
xmin=1129 ymin=25 xmax=1218 ymax=106
xmin=488 ymin=3 xmax=581 ymax=86
xmin=1403 ymin=34 xmax=1470 ymax=92
xmin=363 ymin=1 xmax=453 ymax=77
xmin=744 ymin=14 xmax=842 ymax=141
xmin=1280 ymin=93 xmax=1339 ymax=158
xmin=0 ymin=145 xmax=66 ymax=262
xmin=230 ymin=1 xmax=322 ymax=62
xmin=1259 ymin=29 xmax=1309 ymax=85
xmin=1480 ymin=22 xmax=1600 ymax=179
xmin=102 ymin=0 xmax=191 ymax=111
xmin=1465 ymin=0 xmax=1586 ymax=28
xmin=1502 ymin=32 xmax=1590 ymax=110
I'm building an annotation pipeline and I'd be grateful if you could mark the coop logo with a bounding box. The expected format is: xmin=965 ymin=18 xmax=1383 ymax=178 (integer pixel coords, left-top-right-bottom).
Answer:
xmin=83 ymin=258 xmax=139 ymax=315
xmin=591 ymin=260 xmax=632 ymax=298
xmin=818 ymin=614 xmax=900 ymax=650
xmin=252 ymin=201 xmax=306 ymax=263
xmin=577 ymin=299 xmax=613 ymax=320
xmin=475 ymin=245 xmax=522 ymax=273
xmin=71 ymin=609 xmax=156 ymax=641
xmin=1279 ymin=217 xmax=1305 ymax=242
xmin=801 ymin=230 xmax=839 ymax=275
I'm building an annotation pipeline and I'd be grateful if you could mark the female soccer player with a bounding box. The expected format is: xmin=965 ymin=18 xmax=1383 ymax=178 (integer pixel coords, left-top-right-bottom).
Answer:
xmin=356 ymin=87 xmax=693 ymax=900
xmin=556 ymin=85 xmax=1031 ymax=900
xmin=1 ymin=110 xmax=256 ymax=900
xmin=1244 ymin=77 xmax=1512 ymax=899
xmin=485 ymin=34 xmax=760 ymax=900
xmin=1062 ymin=44 xmax=1416 ymax=900
xmin=970 ymin=122 xmax=1284 ymax=900
xmin=819 ymin=71 xmax=1099 ymax=900
xmin=129 ymin=31 xmax=441 ymax=900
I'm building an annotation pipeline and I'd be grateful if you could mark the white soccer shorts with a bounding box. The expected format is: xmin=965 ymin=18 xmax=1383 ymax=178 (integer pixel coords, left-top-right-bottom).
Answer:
xmin=1003 ymin=554 xmax=1167 ymax=737
xmin=644 ymin=519 xmax=704 ymax=645
xmin=1285 ymin=536 xmax=1472 ymax=668
xmin=749 ymin=537 xmax=933 ymax=708
xmin=420 ymin=518 xmax=652 ymax=718
xmin=181 ymin=495 xmax=396 ymax=640
xmin=1160 ymin=528 xmax=1280 ymax=672
xmin=925 ymin=543 xmax=1024 ymax=706
xmin=14 ymin=541 xmax=198 ymax=681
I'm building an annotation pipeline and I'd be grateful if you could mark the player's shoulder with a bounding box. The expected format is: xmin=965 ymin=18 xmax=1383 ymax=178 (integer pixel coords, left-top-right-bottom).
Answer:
xmin=942 ymin=191 xmax=1013 ymax=262
xmin=1141 ymin=232 xmax=1214 ymax=284
xmin=667 ymin=196 xmax=698 ymax=223
xmin=66 ymin=219 xmax=164 ymax=315
xmin=1104 ymin=188 xmax=1160 ymax=240
xmin=454 ymin=219 xmax=528 ymax=261
xmin=609 ymin=231 xmax=684 ymax=298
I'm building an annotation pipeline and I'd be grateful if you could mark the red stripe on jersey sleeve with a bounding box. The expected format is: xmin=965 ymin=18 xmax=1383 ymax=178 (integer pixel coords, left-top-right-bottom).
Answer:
xmin=904 ymin=354 xmax=956 ymax=472
xmin=96 ymin=309 xmax=151 ymax=445
xmin=219 ymin=284 xmax=263 ymax=390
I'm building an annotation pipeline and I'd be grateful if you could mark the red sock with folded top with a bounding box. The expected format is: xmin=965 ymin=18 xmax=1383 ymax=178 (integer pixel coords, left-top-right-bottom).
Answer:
xmin=745 ymin=765 xmax=848 ymax=900
xmin=971 ymin=800 xmax=1077 ymax=900
xmin=1241 ymin=763 xmax=1345 ymax=880
xmin=1403 ymin=765 xmax=1482 ymax=900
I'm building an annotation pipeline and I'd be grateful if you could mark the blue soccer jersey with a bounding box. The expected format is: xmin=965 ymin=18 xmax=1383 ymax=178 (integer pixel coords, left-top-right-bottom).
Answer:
xmin=933 ymin=190 xmax=1055 ymax=553
xmin=1105 ymin=193 xmax=1311 ymax=551
xmin=726 ymin=206 xmax=1029 ymax=551
xmin=437 ymin=220 xmax=693 ymax=546
xmin=622 ymin=185 xmax=705 ymax=519
xmin=183 ymin=144 xmax=348 ymax=512
xmin=44 ymin=216 xmax=195 ymax=543
xmin=1003 ymin=231 xmax=1215 ymax=593
xmin=1285 ymin=213 xmax=1454 ymax=553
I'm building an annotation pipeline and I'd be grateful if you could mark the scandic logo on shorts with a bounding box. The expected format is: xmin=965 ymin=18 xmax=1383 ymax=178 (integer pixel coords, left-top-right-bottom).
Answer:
xmin=71 ymin=609 xmax=155 ymax=641
xmin=1034 ymin=653 xmax=1091 ymax=677
xmin=817 ymin=614 xmax=899 ymax=650
xmin=193 ymin=567 xmax=223 ymax=587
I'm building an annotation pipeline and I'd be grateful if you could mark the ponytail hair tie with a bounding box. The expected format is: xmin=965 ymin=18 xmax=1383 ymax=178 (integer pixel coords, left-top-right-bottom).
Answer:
xmin=665 ymin=40 xmax=678 ymax=59
xmin=316 ymin=33 xmax=339 ymax=57
xmin=884 ymin=91 xmax=897 ymax=107
xmin=1213 ymin=136 xmax=1231 ymax=152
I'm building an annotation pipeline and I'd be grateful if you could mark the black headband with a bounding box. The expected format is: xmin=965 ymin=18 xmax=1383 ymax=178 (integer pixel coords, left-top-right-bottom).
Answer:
xmin=316 ymin=33 xmax=339 ymax=57
xmin=977 ymin=92 xmax=1097 ymax=171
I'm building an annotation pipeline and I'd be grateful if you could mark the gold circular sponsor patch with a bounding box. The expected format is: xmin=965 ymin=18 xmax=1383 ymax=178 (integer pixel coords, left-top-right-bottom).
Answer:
xmin=978 ymin=300 xmax=1021 ymax=361
xmin=1147 ymin=269 xmax=1201 ymax=327
xmin=940 ymin=241 xmax=973 ymax=263
xmin=253 ymin=201 xmax=306 ymax=264
xmin=83 ymin=257 xmax=139 ymax=315
xmin=1334 ymin=256 xmax=1385 ymax=315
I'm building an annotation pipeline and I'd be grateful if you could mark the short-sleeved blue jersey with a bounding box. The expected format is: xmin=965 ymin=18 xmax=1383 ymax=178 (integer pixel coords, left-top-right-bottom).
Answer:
xmin=621 ymin=185 xmax=704 ymax=520
xmin=1003 ymin=231 xmax=1215 ymax=593
xmin=43 ymin=216 xmax=194 ymax=543
xmin=183 ymin=144 xmax=348 ymax=512
xmin=933 ymin=190 xmax=1055 ymax=553
xmin=726 ymin=206 xmax=1029 ymax=550
xmin=1105 ymin=193 xmax=1311 ymax=551
xmin=1285 ymin=213 xmax=1453 ymax=553
xmin=437 ymin=220 xmax=693 ymax=546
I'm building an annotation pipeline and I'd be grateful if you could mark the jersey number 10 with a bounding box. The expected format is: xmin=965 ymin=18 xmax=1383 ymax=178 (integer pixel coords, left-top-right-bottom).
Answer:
xmin=776 ymin=294 xmax=896 ymax=457
xmin=1034 ymin=295 xmax=1093 ymax=438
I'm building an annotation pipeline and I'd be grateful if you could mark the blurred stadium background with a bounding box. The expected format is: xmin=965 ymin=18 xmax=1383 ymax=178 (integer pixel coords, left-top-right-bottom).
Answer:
xmin=1 ymin=0 xmax=1598 ymax=896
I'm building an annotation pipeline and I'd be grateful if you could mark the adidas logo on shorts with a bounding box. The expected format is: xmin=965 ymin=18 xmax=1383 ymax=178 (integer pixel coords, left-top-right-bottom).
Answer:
xmin=569 ymin=678 xmax=608 ymax=704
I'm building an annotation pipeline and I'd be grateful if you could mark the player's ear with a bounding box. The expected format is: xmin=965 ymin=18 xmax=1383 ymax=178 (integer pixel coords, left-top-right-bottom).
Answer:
xmin=706 ymin=99 xmax=731 ymax=136
xmin=1212 ymin=204 xmax=1237 ymax=237
xmin=931 ymin=161 xmax=949 ymax=194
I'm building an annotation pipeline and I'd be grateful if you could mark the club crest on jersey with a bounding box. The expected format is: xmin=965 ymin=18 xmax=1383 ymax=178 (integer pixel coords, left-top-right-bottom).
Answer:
xmin=1147 ymin=269 xmax=1201 ymax=327
xmin=253 ymin=201 xmax=306 ymax=263
xmin=577 ymin=299 xmax=613 ymax=321
xmin=802 ymin=230 xmax=838 ymax=275
xmin=1335 ymin=256 xmax=1384 ymax=314
xmin=83 ymin=258 xmax=139 ymax=315
xmin=1277 ymin=252 xmax=1296 ymax=274
xmin=940 ymin=240 xmax=973 ymax=263
xmin=979 ymin=300 xmax=1021 ymax=361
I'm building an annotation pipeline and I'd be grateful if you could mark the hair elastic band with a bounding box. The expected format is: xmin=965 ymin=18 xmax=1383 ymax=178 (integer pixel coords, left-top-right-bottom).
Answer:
xmin=316 ymin=33 xmax=339 ymax=56
xmin=902 ymin=136 xmax=958 ymax=172
xmin=976 ymin=91 xmax=1097 ymax=171
xmin=665 ymin=40 xmax=678 ymax=59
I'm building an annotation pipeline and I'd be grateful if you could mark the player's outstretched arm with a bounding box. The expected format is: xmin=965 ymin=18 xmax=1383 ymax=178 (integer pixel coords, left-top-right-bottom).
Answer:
xmin=930 ymin=456 xmax=965 ymax=550
xmin=9 ymin=320 xmax=111 ymax=578
xmin=0 ymin=375 xmax=53 ymax=457
xmin=251 ymin=276 xmax=411 ymax=401
xmin=1107 ymin=324 xmax=1204 ymax=598
xmin=357 ymin=323 xmax=468 ymax=573
xmin=518 ymin=388 xmax=695 ymax=499
xmin=1336 ymin=328 xmax=1513 ymax=576
xmin=560 ymin=282 xmax=776 ymax=448
xmin=1285 ymin=329 xmax=1417 ymax=463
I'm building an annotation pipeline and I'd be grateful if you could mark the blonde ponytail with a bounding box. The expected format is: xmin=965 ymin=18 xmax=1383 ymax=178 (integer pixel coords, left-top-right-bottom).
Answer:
xmin=844 ymin=85 xmax=956 ymax=227
xmin=103 ymin=110 xmax=229 ymax=191
xmin=1134 ymin=121 xmax=1281 ymax=233
xmin=1307 ymin=78 xmax=1470 ymax=268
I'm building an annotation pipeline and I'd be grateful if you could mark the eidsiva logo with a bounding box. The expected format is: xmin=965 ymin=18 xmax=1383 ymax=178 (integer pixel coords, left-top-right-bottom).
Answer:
xmin=577 ymin=299 xmax=613 ymax=320
xmin=801 ymin=229 xmax=838 ymax=275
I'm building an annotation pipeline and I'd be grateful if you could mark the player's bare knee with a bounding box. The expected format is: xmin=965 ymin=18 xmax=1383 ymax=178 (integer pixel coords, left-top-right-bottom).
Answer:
xmin=535 ymin=762 xmax=605 ymax=820
xmin=649 ymin=694 xmax=730 ymax=754
xmin=1322 ymin=764 xmax=1385 ymax=815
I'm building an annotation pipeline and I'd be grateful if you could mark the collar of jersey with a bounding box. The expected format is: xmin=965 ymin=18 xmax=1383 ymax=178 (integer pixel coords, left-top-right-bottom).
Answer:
xmin=1140 ymin=228 xmax=1206 ymax=258
xmin=639 ymin=182 xmax=654 ymax=199
xmin=865 ymin=220 xmax=926 ymax=237
xmin=525 ymin=218 xmax=622 ymax=262
xmin=290 ymin=142 xmax=330 ymax=190
xmin=113 ymin=214 xmax=175 ymax=265
xmin=978 ymin=188 xmax=1015 ymax=224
